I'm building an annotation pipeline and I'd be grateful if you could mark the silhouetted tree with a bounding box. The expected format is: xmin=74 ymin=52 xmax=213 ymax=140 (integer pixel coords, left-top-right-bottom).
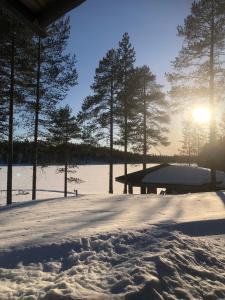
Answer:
xmin=131 ymin=66 xmax=170 ymax=170
xmin=116 ymin=32 xmax=136 ymax=194
xmin=0 ymin=10 xmax=33 ymax=204
xmin=47 ymin=105 xmax=80 ymax=197
xmin=78 ymin=48 xmax=120 ymax=193
xmin=179 ymin=117 xmax=209 ymax=165
xmin=219 ymin=110 xmax=225 ymax=140
xmin=167 ymin=0 xmax=225 ymax=188
xmin=25 ymin=17 xmax=78 ymax=200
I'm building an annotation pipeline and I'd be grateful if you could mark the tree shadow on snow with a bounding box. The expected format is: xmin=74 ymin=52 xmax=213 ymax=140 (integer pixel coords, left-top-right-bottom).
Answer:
xmin=0 ymin=195 xmax=81 ymax=213
xmin=216 ymin=190 xmax=225 ymax=206
xmin=170 ymin=218 xmax=225 ymax=237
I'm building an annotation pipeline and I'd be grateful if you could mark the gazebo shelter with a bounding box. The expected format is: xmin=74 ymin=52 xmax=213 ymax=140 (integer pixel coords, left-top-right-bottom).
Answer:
xmin=116 ymin=163 xmax=225 ymax=195
xmin=0 ymin=0 xmax=86 ymax=36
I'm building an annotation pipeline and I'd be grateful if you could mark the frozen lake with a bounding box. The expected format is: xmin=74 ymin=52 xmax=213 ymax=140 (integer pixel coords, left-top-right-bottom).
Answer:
xmin=0 ymin=164 xmax=156 ymax=205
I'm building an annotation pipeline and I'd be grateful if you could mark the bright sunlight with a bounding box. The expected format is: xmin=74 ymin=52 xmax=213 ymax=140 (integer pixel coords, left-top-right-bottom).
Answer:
xmin=192 ymin=107 xmax=211 ymax=124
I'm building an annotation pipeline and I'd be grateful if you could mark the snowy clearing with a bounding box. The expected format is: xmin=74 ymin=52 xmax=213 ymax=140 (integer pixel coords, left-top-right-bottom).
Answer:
xmin=1 ymin=192 xmax=225 ymax=299
xmin=1 ymin=192 xmax=225 ymax=249
xmin=0 ymin=164 xmax=154 ymax=205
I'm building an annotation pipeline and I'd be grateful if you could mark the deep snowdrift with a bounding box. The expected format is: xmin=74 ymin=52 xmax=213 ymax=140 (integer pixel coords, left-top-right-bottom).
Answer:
xmin=1 ymin=192 xmax=225 ymax=299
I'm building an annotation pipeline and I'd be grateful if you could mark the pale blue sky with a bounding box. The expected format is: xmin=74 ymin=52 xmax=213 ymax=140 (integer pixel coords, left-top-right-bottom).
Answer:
xmin=65 ymin=0 xmax=193 ymax=154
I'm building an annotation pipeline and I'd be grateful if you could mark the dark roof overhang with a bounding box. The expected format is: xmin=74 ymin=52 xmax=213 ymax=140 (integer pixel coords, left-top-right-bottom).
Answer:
xmin=115 ymin=163 xmax=223 ymax=190
xmin=115 ymin=163 xmax=169 ymax=185
xmin=0 ymin=0 xmax=86 ymax=37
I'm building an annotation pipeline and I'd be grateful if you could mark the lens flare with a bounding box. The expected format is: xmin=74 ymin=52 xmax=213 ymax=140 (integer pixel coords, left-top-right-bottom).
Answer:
xmin=193 ymin=107 xmax=211 ymax=124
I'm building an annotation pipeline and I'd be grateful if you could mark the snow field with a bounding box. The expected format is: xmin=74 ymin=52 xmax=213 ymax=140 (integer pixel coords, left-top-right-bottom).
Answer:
xmin=1 ymin=227 xmax=225 ymax=299
xmin=0 ymin=164 xmax=152 ymax=205
xmin=1 ymin=192 xmax=225 ymax=250
xmin=1 ymin=191 xmax=225 ymax=299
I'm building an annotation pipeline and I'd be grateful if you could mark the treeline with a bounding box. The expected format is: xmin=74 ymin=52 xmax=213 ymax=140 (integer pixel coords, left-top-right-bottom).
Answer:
xmin=0 ymin=141 xmax=189 ymax=165
xmin=78 ymin=33 xmax=170 ymax=193
xmin=0 ymin=7 xmax=171 ymax=204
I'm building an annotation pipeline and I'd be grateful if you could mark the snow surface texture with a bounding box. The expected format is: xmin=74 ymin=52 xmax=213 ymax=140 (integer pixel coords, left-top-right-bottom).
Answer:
xmin=142 ymin=165 xmax=225 ymax=186
xmin=1 ymin=192 xmax=225 ymax=299
xmin=1 ymin=192 xmax=225 ymax=249
xmin=1 ymin=227 xmax=225 ymax=299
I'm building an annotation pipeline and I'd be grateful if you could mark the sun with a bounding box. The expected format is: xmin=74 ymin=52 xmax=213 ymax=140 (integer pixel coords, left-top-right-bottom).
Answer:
xmin=192 ymin=107 xmax=211 ymax=124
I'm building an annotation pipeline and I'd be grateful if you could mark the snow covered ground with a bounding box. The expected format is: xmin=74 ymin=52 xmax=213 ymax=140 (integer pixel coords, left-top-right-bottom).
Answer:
xmin=0 ymin=164 xmax=151 ymax=205
xmin=1 ymin=192 xmax=225 ymax=299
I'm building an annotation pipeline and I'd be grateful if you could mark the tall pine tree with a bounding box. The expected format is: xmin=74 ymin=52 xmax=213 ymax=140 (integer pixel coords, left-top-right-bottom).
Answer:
xmin=78 ymin=48 xmax=120 ymax=193
xmin=116 ymin=33 xmax=136 ymax=194
xmin=0 ymin=9 xmax=33 ymax=204
xmin=25 ymin=17 xmax=78 ymax=200
xmin=167 ymin=0 xmax=225 ymax=188
xmin=131 ymin=66 xmax=170 ymax=171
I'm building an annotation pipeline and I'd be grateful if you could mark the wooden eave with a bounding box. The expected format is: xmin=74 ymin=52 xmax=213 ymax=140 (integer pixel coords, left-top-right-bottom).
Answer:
xmin=0 ymin=0 xmax=86 ymax=37
xmin=115 ymin=163 xmax=169 ymax=185
xmin=115 ymin=163 xmax=223 ymax=191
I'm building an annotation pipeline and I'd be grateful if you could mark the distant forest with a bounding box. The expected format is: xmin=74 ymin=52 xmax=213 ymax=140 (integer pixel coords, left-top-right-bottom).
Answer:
xmin=0 ymin=139 xmax=222 ymax=171
xmin=0 ymin=140 xmax=194 ymax=165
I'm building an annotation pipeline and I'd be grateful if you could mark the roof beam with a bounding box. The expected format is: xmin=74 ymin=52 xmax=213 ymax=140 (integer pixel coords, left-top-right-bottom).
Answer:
xmin=0 ymin=0 xmax=47 ymax=37
xmin=0 ymin=0 xmax=86 ymax=37
xmin=38 ymin=0 xmax=86 ymax=27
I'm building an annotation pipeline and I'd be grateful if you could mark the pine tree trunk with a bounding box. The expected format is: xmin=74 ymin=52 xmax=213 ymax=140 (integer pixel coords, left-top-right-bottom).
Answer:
xmin=123 ymin=69 xmax=128 ymax=194
xmin=32 ymin=37 xmax=41 ymax=200
xmin=209 ymin=0 xmax=216 ymax=189
xmin=188 ymin=136 xmax=191 ymax=166
xmin=143 ymin=74 xmax=147 ymax=171
xmin=64 ymin=145 xmax=68 ymax=197
xmin=197 ymin=130 xmax=200 ymax=166
xmin=109 ymin=79 xmax=113 ymax=194
xmin=141 ymin=75 xmax=147 ymax=195
xmin=7 ymin=28 xmax=15 ymax=206
xmin=123 ymin=109 xmax=128 ymax=194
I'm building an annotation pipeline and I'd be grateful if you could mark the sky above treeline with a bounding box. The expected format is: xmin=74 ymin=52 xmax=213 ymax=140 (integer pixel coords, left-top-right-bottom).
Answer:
xmin=65 ymin=0 xmax=193 ymax=155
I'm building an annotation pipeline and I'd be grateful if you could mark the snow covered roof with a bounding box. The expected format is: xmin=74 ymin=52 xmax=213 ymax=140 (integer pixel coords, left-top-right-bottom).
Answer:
xmin=116 ymin=164 xmax=225 ymax=188
xmin=143 ymin=165 xmax=225 ymax=186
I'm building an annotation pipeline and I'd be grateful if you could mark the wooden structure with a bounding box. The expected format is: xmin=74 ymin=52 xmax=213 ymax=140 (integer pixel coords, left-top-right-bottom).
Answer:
xmin=116 ymin=163 xmax=225 ymax=195
xmin=0 ymin=0 xmax=86 ymax=36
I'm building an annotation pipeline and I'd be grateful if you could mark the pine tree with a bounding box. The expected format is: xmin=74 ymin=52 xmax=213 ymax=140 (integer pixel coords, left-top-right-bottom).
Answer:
xmin=219 ymin=110 xmax=225 ymax=141
xmin=0 ymin=14 xmax=10 ymax=141
xmin=0 ymin=98 xmax=7 ymax=141
xmin=179 ymin=119 xmax=194 ymax=165
xmin=25 ymin=17 xmax=78 ymax=200
xmin=78 ymin=48 xmax=120 ymax=193
xmin=77 ymin=95 xmax=103 ymax=145
xmin=167 ymin=0 xmax=225 ymax=188
xmin=116 ymin=33 xmax=136 ymax=194
xmin=131 ymin=66 xmax=170 ymax=170
xmin=0 ymin=9 xmax=33 ymax=204
xmin=47 ymin=105 xmax=80 ymax=197
xmin=179 ymin=117 xmax=209 ymax=165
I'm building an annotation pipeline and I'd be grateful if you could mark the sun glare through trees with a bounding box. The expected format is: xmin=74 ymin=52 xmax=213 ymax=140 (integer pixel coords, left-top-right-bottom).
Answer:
xmin=193 ymin=107 xmax=211 ymax=124
xmin=1 ymin=1 xmax=225 ymax=299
